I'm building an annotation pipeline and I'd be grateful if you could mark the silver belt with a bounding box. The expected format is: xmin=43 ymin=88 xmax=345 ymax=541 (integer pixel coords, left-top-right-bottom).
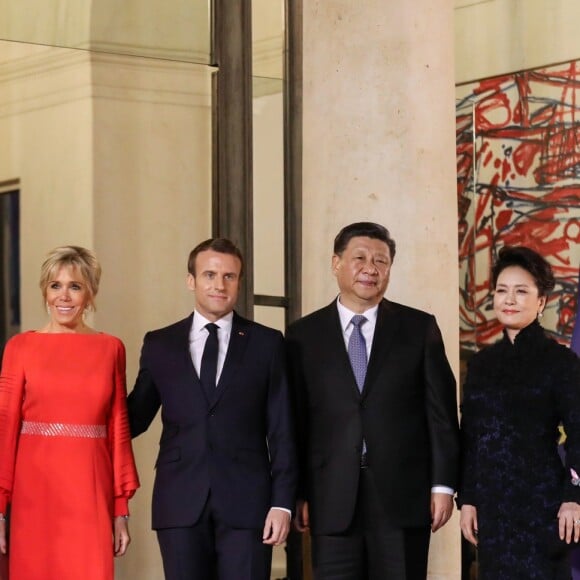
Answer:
xmin=20 ymin=421 xmax=107 ymax=438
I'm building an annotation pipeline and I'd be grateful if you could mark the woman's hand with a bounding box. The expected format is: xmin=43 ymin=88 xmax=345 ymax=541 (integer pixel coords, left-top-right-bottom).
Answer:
xmin=460 ymin=504 xmax=478 ymax=546
xmin=113 ymin=516 xmax=131 ymax=557
xmin=0 ymin=518 xmax=6 ymax=555
xmin=558 ymin=502 xmax=580 ymax=544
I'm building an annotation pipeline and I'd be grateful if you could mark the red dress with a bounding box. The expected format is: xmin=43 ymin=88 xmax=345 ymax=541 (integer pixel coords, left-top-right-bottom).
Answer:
xmin=0 ymin=332 xmax=140 ymax=580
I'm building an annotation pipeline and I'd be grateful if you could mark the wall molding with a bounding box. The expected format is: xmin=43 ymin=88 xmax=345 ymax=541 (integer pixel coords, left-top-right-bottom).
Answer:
xmin=0 ymin=46 xmax=212 ymax=118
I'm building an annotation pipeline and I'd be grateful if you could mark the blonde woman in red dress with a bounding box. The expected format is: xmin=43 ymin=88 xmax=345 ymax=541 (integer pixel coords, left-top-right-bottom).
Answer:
xmin=0 ymin=246 xmax=140 ymax=579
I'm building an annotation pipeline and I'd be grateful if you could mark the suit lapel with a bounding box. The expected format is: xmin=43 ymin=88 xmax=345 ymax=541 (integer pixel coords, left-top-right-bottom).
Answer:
xmin=363 ymin=299 xmax=400 ymax=397
xmin=211 ymin=312 xmax=251 ymax=407
xmin=324 ymin=301 xmax=364 ymax=400
xmin=181 ymin=312 xmax=214 ymax=407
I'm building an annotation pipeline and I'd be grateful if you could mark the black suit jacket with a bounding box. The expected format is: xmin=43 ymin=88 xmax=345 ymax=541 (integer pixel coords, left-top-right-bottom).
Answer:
xmin=128 ymin=312 xmax=297 ymax=530
xmin=286 ymin=299 xmax=459 ymax=534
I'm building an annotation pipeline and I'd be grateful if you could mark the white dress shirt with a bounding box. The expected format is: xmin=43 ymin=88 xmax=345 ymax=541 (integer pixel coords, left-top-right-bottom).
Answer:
xmin=189 ymin=310 xmax=233 ymax=384
xmin=336 ymin=297 xmax=378 ymax=356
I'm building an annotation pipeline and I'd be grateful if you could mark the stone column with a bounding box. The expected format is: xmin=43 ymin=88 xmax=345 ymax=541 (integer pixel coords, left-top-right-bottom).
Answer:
xmin=302 ymin=1 xmax=460 ymax=578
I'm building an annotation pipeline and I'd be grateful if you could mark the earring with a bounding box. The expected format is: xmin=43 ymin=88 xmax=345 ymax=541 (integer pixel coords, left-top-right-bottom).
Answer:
xmin=537 ymin=311 xmax=544 ymax=319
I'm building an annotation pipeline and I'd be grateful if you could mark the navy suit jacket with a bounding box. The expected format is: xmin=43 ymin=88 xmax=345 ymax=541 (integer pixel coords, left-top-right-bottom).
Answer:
xmin=286 ymin=298 xmax=459 ymax=534
xmin=127 ymin=312 xmax=297 ymax=530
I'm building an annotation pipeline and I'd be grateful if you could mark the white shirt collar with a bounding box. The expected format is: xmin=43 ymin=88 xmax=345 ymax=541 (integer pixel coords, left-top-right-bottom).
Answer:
xmin=192 ymin=310 xmax=234 ymax=335
xmin=335 ymin=296 xmax=379 ymax=332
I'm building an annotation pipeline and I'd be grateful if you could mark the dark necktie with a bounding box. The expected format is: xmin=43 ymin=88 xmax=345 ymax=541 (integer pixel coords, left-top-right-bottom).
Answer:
xmin=200 ymin=323 xmax=219 ymax=392
xmin=348 ymin=315 xmax=367 ymax=392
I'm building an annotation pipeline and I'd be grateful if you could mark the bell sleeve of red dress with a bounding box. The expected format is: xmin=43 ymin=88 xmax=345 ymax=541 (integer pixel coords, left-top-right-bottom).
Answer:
xmin=0 ymin=335 xmax=26 ymax=513
xmin=108 ymin=338 xmax=140 ymax=516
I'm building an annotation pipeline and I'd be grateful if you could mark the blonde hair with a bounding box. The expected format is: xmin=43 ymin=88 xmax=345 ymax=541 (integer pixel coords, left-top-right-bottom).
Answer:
xmin=39 ymin=246 xmax=101 ymax=311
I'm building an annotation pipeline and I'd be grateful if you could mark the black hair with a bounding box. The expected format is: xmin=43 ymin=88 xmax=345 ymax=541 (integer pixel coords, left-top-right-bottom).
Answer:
xmin=492 ymin=246 xmax=555 ymax=297
xmin=333 ymin=222 xmax=396 ymax=260
xmin=188 ymin=238 xmax=244 ymax=277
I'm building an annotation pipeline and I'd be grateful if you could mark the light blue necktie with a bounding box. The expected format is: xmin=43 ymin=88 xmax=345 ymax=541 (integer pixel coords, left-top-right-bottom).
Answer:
xmin=348 ymin=315 xmax=368 ymax=392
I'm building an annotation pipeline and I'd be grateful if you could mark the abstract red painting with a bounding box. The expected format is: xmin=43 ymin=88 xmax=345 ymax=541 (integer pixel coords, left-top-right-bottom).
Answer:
xmin=457 ymin=60 xmax=580 ymax=351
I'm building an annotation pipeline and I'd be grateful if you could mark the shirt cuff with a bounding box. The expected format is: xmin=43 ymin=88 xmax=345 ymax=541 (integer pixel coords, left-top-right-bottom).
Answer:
xmin=271 ymin=506 xmax=292 ymax=516
xmin=431 ymin=485 xmax=455 ymax=495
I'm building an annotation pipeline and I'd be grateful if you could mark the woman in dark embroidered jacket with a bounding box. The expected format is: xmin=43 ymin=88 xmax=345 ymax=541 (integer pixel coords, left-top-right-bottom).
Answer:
xmin=458 ymin=246 xmax=580 ymax=579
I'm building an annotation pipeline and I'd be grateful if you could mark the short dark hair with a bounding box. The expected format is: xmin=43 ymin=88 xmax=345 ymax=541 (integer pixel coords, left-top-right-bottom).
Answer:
xmin=333 ymin=222 xmax=396 ymax=260
xmin=492 ymin=245 xmax=555 ymax=297
xmin=187 ymin=238 xmax=244 ymax=277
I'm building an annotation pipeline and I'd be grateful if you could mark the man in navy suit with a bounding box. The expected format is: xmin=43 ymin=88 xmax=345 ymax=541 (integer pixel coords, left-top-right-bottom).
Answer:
xmin=287 ymin=222 xmax=459 ymax=579
xmin=128 ymin=238 xmax=297 ymax=580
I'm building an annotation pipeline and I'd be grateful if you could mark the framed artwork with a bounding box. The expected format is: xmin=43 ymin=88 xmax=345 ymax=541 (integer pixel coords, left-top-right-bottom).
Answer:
xmin=457 ymin=60 xmax=580 ymax=351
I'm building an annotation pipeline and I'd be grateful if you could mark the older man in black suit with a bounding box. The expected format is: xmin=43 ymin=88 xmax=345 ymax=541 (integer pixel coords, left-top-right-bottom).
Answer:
xmin=128 ymin=238 xmax=297 ymax=580
xmin=287 ymin=222 xmax=459 ymax=580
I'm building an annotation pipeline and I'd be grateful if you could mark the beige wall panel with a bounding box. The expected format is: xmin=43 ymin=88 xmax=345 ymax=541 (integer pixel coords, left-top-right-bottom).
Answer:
xmin=0 ymin=0 xmax=210 ymax=63
xmin=253 ymin=89 xmax=285 ymax=297
xmin=253 ymin=0 xmax=284 ymax=79
xmin=89 ymin=0 xmax=210 ymax=62
xmin=91 ymin=53 xmax=212 ymax=342
xmin=455 ymin=0 xmax=580 ymax=83
xmin=303 ymin=1 xmax=460 ymax=577
xmin=0 ymin=42 xmax=94 ymax=332
xmin=0 ymin=0 xmax=90 ymax=48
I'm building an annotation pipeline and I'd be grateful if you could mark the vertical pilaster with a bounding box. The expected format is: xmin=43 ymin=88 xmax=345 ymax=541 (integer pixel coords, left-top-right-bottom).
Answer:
xmin=212 ymin=0 xmax=254 ymax=318
xmin=284 ymin=0 xmax=303 ymax=325
xmin=301 ymin=1 xmax=460 ymax=577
